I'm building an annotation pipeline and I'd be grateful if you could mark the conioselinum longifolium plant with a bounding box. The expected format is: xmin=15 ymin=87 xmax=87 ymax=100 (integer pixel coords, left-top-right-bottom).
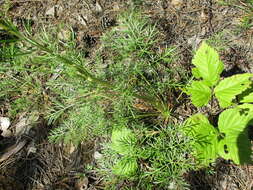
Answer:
xmin=185 ymin=42 xmax=253 ymax=166
xmin=0 ymin=12 xmax=193 ymax=189
xmin=97 ymin=124 xmax=194 ymax=189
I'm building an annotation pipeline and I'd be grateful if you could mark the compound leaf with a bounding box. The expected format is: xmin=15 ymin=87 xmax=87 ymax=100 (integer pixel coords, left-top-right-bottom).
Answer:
xmin=214 ymin=73 xmax=253 ymax=108
xmin=185 ymin=114 xmax=219 ymax=166
xmin=113 ymin=157 xmax=138 ymax=176
xmin=111 ymin=127 xmax=137 ymax=155
xmin=186 ymin=80 xmax=212 ymax=107
xmin=192 ymin=42 xmax=224 ymax=86
xmin=218 ymin=108 xmax=253 ymax=164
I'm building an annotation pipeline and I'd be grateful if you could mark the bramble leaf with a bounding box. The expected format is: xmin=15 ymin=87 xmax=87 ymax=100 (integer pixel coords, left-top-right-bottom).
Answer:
xmin=111 ymin=127 xmax=137 ymax=155
xmin=186 ymin=80 xmax=212 ymax=107
xmin=192 ymin=68 xmax=201 ymax=79
xmin=240 ymin=92 xmax=253 ymax=103
xmin=217 ymin=107 xmax=253 ymax=164
xmin=214 ymin=73 xmax=253 ymax=108
xmin=186 ymin=113 xmax=210 ymax=125
xmin=192 ymin=42 xmax=224 ymax=86
xmin=185 ymin=114 xmax=219 ymax=166
xmin=113 ymin=157 xmax=138 ymax=176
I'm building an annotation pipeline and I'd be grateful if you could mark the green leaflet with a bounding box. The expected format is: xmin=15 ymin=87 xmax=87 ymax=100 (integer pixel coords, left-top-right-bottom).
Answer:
xmin=186 ymin=113 xmax=210 ymax=125
xmin=240 ymin=92 xmax=253 ymax=103
xmin=214 ymin=73 xmax=253 ymax=108
xmin=192 ymin=67 xmax=201 ymax=79
xmin=113 ymin=157 xmax=138 ymax=177
xmin=238 ymin=103 xmax=253 ymax=121
xmin=111 ymin=127 xmax=137 ymax=155
xmin=186 ymin=81 xmax=212 ymax=107
xmin=218 ymin=134 xmax=252 ymax=165
xmin=192 ymin=42 xmax=224 ymax=87
xmin=187 ymin=43 xmax=253 ymax=108
xmin=185 ymin=114 xmax=219 ymax=166
xmin=217 ymin=107 xmax=253 ymax=164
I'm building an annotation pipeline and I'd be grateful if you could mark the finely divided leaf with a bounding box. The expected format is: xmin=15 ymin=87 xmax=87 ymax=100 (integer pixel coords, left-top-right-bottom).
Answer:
xmin=186 ymin=80 xmax=212 ymax=107
xmin=185 ymin=114 xmax=219 ymax=166
xmin=111 ymin=127 xmax=137 ymax=155
xmin=192 ymin=42 xmax=224 ymax=86
xmin=218 ymin=108 xmax=253 ymax=164
xmin=214 ymin=73 xmax=253 ymax=108
xmin=113 ymin=157 xmax=138 ymax=176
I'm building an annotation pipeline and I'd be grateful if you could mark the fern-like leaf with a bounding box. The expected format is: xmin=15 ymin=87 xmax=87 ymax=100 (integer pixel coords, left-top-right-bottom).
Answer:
xmin=112 ymin=157 xmax=138 ymax=177
xmin=111 ymin=127 xmax=137 ymax=155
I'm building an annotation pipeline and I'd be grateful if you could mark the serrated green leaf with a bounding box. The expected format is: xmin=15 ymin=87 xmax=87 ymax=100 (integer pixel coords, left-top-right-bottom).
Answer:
xmin=238 ymin=103 xmax=253 ymax=125
xmin=214 ymin=73 xmax=253 ymax=108
xmin=218 ymin=108 xmax=253 ymax=164
xmin=192 ymin=67 xmax=201 ymax=79
xmin=113 ymin=157 xmax=138 ymax=176
xmin=111 ymin=127 xmax=137 ymax=155
xmin=192 ymin=42 xmax=224 ymax=86
xmin=185 ymin=114 xmax=219 ymax=166
xmin=218 ymin=134 xmax=252 ymax=165
xmin=240 ymin=92 xmax=253 ymax=103
xmin=186 ymin=80 xmax=212 ymax=107
xmin=186 ymin=113 xmax=210 ymax=125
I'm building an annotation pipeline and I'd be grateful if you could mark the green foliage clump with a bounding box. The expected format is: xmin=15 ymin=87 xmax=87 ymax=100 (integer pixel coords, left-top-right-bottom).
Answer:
xmin=48 ymin=101 xmax=109 ymax=145
xmin=185 ymin=42 xmax=253 ymax=166
xmin=102 ymin=11 xmax=158 ymax=60
xmin=0 ymin=32 xmax=59 ymax=118
xmin=97 ymin=125 xmax=194 ymax=189
xmin=101 ymin=10 xmax=178 ymax=96
xmin=186 ymin=42 xmax=253 ymax=108
xmin=138 ymin=125 xmax=194 ymax=189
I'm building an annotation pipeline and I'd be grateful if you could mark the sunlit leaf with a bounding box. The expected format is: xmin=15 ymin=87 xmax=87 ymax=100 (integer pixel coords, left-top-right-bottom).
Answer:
xmin=240 ymin=92 xmax=253 ymax=103
xmin=217 ymin=107 xmax=253 ymax=164
xmin=186 ymin=80 xmax=212 ymax=107
xmin=185 ymin=114 xmax=219 ymax=166
xmin=192 ymin=42 xmax=224 ymax=86
xmin=214 ymin=73 xmax=253 ymax=108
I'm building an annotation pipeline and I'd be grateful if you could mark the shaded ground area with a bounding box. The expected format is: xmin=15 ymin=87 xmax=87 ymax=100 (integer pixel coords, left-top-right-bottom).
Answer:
xmin=0 ymin=0 xmax=253 ymax=189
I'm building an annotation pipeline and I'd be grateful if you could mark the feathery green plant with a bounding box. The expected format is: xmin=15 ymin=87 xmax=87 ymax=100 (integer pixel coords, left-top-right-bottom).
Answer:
xmin=102 ymin=11 xmax=158 ymax=60
xmin=97 ymin=125 xmax=194 ymax=189
xmin=0 ymin=16 xmax=176 ymax=118
xmin=1 ymin=11 xmax=194 ymax=189
xmin=48 ymin=101 xmax=109 ymax=145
